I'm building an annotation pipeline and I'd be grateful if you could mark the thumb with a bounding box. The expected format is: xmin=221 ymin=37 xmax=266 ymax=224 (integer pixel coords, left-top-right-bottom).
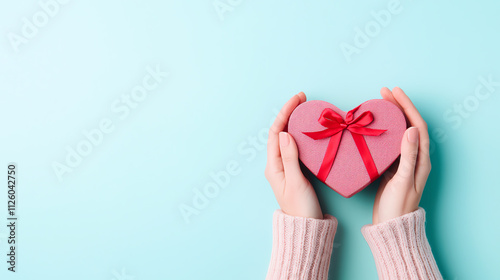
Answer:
xmin=395 ymin=127 xmax=419 ymax=182
xmin=279 ymin=132 xmax=303 ymax=181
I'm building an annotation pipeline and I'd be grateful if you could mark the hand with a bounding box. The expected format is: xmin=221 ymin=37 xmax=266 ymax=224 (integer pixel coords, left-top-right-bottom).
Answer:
xmin=372 ymin=87 xmax=432 ymax=224
xmin=265 ymin=92 xmax=323 ymax=219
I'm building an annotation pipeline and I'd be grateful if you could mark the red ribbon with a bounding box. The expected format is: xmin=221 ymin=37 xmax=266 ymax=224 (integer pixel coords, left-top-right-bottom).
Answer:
xmin=303 ymin=106 xmax=386 ymax=183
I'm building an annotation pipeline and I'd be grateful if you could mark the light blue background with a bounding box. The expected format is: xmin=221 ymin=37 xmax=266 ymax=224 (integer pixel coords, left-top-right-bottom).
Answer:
xmin=0 ymin=1 xmax=499 ymax=279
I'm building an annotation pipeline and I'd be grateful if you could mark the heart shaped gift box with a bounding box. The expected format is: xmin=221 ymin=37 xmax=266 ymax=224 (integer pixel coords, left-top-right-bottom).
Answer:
xmin=288 ymin=99 xmax=407 ymax=198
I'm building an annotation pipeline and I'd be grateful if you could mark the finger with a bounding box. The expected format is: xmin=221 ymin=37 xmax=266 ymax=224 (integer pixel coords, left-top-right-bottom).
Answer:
xmin=394 ymin=127 xmax=419 ymax=189
xmin=391 ymin=87 xmax=427 ymax=130
xmin=391 ymin=87 xmax=430 ymax=192
xmin=380 ymin=87 xmax=403 ymax=111
xmin=266 ymin=92 xmax=306 ymax=174
xmin=414 ymin=155 xmax=431 ymax=194
xmin=278 ymin=132 xmax=304 ymax=182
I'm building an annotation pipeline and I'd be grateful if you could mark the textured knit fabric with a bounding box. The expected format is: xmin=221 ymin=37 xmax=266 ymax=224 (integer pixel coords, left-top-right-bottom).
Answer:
xmin=267 ymin=208 xmax=442 ymax=280
xmin=266 ymin=210 xmax=338 ymax=280
xmin=361 ymin=208 xmax=442 ymax=280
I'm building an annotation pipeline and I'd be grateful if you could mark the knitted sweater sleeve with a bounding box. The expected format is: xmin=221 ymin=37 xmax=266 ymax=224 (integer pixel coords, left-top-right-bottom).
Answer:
xmin=361 ymin=207 xmax=443 ymax=280
xmin=266 ymin=210 xmax=338 ymax=280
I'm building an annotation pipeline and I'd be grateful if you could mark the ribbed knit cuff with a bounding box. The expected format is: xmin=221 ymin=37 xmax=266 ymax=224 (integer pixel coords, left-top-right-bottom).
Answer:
xmin=266 ymin=210 xmax=338 ymax=280
xmin=361 ymin=208 xmax=442 ymax=280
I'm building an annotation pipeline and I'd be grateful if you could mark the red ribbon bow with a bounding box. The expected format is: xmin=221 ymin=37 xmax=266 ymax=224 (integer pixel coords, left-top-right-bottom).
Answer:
xmin=303 ymin=106 xmax=387 ymax=183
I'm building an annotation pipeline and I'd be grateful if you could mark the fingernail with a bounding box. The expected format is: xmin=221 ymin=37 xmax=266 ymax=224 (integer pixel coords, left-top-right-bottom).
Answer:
xmin=407 ymin=127 xmax=419 ymax=143
xmin=279 ymin=132 xmax=289 ymax=147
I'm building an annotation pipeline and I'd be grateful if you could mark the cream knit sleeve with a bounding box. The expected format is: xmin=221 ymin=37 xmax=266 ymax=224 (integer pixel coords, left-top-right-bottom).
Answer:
xmin=361 ymin=208 xmax=443 ymax=280
xmin=266 ymin=210 xmax=338 ymax=280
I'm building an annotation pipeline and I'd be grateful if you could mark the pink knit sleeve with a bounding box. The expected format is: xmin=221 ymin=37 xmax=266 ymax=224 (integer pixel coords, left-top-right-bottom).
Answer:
xmin=361 ymin=208 xmax=442 ymax=280
xmin=266 ymin=210 xmax=338 ymax=280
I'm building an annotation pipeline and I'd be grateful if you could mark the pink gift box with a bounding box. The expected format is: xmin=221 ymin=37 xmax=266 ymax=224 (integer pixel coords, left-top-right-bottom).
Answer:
xmin=288 ymin=99 xmax=407 ymax=198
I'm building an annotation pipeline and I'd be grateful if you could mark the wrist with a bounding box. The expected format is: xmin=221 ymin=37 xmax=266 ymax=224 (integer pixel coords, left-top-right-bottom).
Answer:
xmin=374 ymin=205 xmax=420 ymax=225
xmin=282 ymin=207 xmax=323 ymax=220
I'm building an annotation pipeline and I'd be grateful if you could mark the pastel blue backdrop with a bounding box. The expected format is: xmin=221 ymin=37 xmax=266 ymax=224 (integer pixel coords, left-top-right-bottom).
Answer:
xmin=0 ymin=1 xmax=498 ymax=279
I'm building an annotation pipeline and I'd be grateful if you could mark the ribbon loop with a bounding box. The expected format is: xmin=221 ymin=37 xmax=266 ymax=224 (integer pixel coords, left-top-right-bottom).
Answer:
xmin=319 ymin=109 xmax=345 ymax=127
xmin=302 ymin=106 xmax=387 ymax=183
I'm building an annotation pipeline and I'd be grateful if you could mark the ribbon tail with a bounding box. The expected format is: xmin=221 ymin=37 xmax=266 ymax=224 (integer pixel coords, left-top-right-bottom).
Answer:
xmin=351 ymin=133 xmax=379 ymax=182
xmin=317 ymin=131 xmax=343 ymax=182
xmin=348 ymin=126 xmax=387 ymax=136
xmin=303 ymin=127 xmax=344 ymax=140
